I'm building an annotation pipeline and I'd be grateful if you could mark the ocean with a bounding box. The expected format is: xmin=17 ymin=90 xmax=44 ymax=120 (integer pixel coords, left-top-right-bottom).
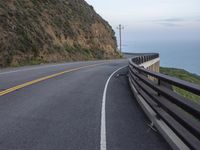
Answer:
xmin=123 ymin=40 xmax=200 ymax=75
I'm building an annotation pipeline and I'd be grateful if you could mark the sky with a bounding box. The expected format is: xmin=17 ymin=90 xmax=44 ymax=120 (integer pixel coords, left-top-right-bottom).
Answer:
xmin=85 ymin=0 xmax=200 ymax=45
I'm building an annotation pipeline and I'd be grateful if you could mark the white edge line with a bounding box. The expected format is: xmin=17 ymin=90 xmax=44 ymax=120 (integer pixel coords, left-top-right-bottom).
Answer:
xmin=100 ymin=66 xmax=127 ymax=150
xmin=0 ymin=63 xmax=72 ymax=75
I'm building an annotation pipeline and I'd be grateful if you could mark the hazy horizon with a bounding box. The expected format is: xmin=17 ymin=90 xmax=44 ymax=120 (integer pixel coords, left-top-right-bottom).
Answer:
xmin=86 ymin=0 xmax=200 ymax=50
xmin=86 ymin=0 xmax=200 ymax=74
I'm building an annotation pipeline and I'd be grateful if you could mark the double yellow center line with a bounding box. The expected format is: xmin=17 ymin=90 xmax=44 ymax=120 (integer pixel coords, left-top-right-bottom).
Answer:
xmin=0 ymin=63 xmax=103 ymax=97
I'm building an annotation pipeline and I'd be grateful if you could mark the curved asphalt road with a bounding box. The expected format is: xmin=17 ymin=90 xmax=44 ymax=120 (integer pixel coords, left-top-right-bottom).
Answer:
xmin=0 ymin=59 xmax=171 ymax=150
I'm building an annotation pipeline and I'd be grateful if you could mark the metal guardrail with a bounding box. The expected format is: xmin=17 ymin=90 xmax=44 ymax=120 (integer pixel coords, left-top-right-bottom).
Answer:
xmin=128 ymin=54 xmax=200 ymax=150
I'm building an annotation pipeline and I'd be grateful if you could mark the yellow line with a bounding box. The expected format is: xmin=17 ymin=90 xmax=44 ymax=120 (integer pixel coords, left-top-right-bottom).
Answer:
xmin=0 ymin=63 xmax=103 ymax=97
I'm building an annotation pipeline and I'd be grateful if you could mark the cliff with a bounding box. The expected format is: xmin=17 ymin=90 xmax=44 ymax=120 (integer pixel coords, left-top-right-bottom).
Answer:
xmin=0 ymin=0 xmax=120 ymax=67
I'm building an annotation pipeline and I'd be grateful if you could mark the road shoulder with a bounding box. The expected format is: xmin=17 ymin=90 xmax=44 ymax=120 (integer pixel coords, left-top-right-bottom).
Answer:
xmin=106 ymin=67 xmax=171 ymax=150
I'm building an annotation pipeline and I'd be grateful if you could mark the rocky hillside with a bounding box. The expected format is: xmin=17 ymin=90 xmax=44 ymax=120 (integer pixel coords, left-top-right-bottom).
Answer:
xmin=0 ymin=0 xmax=120 ymax=67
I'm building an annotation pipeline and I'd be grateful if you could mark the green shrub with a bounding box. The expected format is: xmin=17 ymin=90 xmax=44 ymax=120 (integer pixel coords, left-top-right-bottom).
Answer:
xmin=160 ymin=67 xmax=200 ymax=104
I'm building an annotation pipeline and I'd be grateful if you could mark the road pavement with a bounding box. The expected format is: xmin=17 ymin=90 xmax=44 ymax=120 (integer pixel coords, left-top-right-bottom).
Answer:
xmin=0 ymin=59 xmax=171 ymax=150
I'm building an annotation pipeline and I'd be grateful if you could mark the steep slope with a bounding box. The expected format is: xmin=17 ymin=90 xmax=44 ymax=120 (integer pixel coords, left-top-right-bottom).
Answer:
xmin=0 ymin=0 xmax=120 ymax=67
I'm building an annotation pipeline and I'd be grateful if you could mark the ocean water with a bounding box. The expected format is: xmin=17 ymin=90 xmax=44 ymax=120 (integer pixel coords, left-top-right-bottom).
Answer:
xmin=123 ymin=40 xmax=200 ymax=75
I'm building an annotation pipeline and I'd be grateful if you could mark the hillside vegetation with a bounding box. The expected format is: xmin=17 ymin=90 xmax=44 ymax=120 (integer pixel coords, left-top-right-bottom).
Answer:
xmin=160 ymin=67 xmax=200 ymax=104
xmin=0 ymin=0 xmax=120 ymax=67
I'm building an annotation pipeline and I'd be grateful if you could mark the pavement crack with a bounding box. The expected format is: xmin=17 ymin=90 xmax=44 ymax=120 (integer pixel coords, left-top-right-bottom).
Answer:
xmin=147 ymin=122 xmax=158 ymax=133
xmin=115 ymin=73 xmax=128 ymax=78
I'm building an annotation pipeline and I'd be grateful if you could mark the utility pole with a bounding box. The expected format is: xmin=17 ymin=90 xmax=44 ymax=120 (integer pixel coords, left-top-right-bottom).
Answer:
xmin=117 ymin=24 xmax=124 ymax=53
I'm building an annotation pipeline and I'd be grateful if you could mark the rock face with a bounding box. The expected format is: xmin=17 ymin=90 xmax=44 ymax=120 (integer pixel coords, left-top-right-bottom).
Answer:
xmin=0 ymin=0 xmax=119 ymax=67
